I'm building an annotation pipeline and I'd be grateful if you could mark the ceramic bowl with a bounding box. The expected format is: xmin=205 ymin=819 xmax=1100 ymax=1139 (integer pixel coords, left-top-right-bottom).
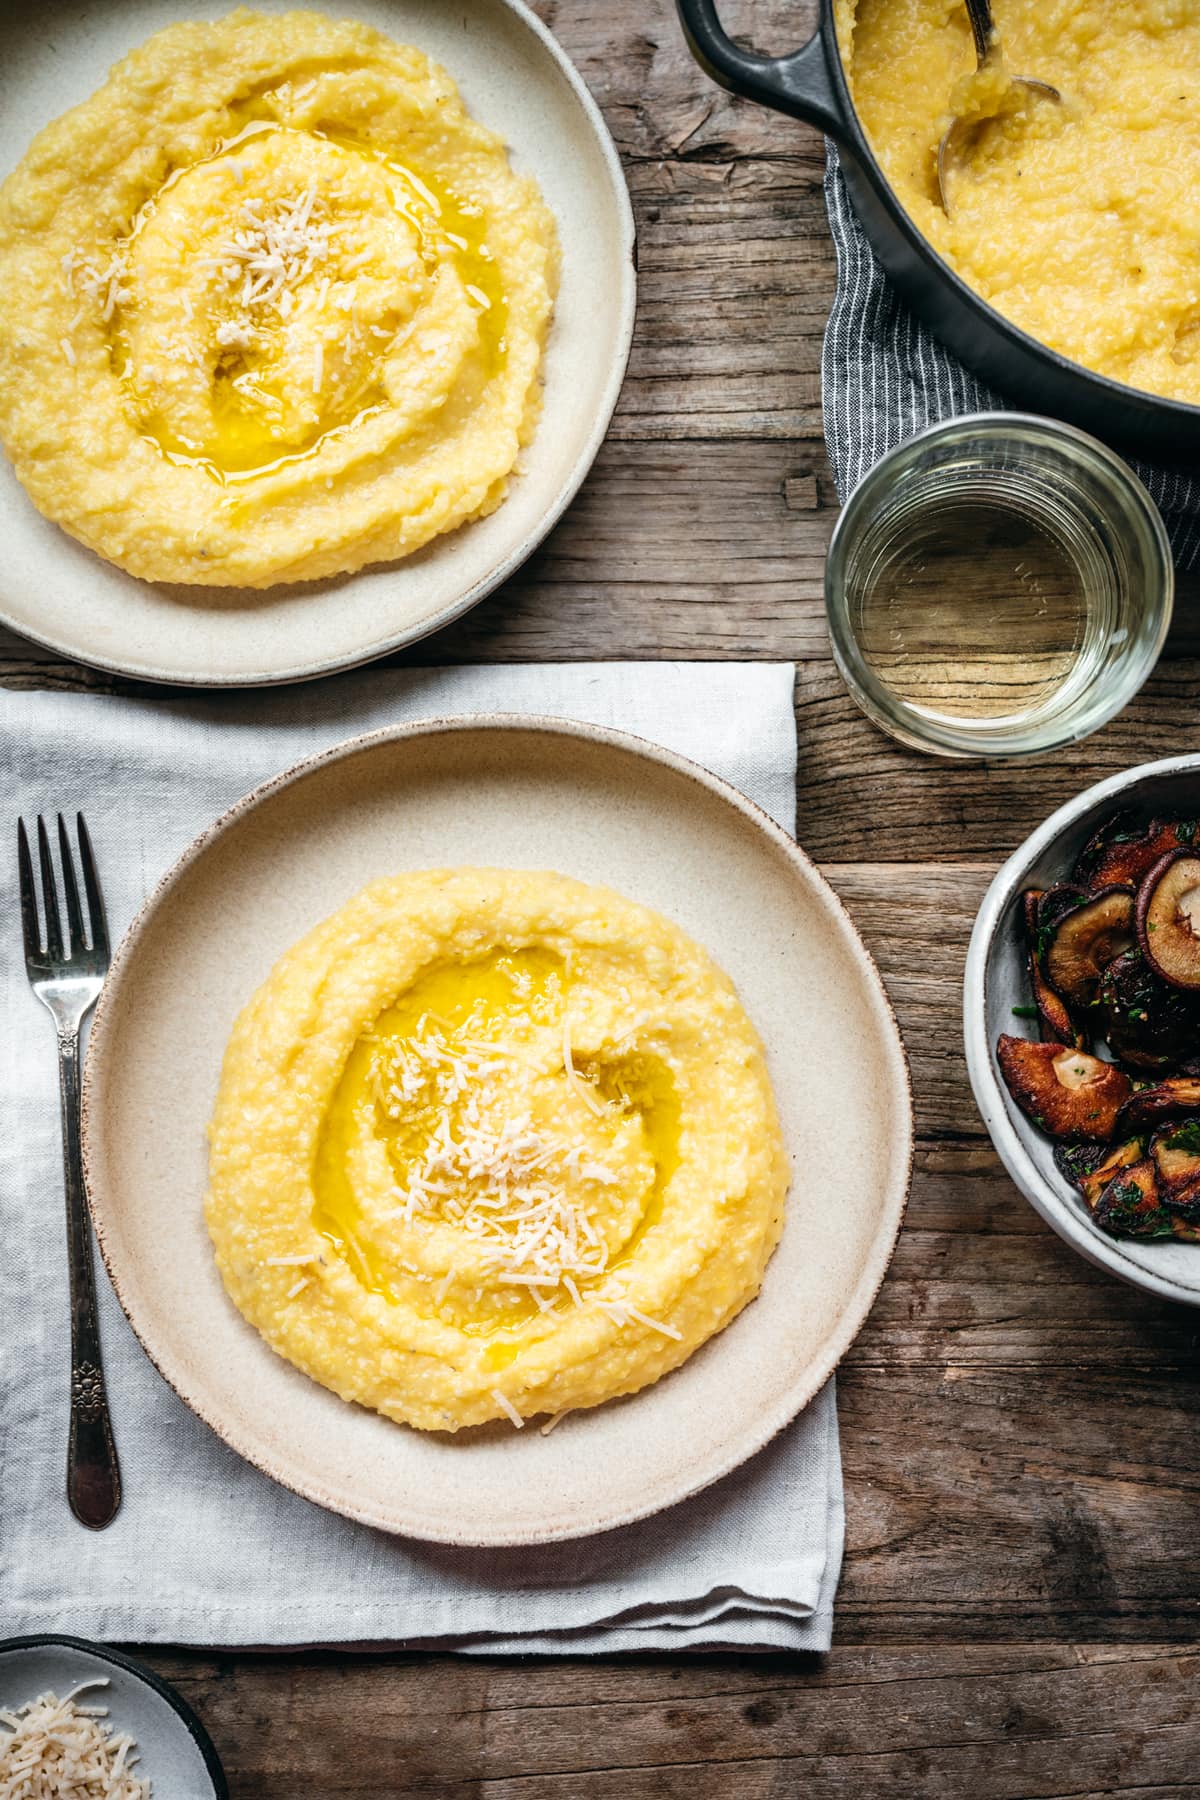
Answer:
xmin=964 ymin=753 xmax=1200 ymax=1307
xmin=0 ymin=1636 xmax=227 ymax=1798
xmin=82 ymin=716 xmax=913 ymax=1545
xmin=0 ymin=0 xmax=636 ymax=685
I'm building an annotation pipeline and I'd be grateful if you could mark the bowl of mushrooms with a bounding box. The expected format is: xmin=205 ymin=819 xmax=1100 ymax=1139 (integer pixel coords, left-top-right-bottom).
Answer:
xmin=965 ymin=755 xmax=1200 ymax=1305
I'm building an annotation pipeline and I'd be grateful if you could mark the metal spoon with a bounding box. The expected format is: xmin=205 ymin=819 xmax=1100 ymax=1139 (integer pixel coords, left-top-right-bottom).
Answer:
xmin=937 ymin=0 xmax=1060 ymax=213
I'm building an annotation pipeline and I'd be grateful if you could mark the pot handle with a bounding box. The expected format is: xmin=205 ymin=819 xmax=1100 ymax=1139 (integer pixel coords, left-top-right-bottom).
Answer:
xmin=676 ymin=0 xmax=848 ymax=141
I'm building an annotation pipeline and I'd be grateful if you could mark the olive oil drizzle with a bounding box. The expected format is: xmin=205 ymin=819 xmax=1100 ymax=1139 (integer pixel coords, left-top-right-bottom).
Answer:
xmin=311 ymin=949 xmax=681 ymax=1352
xmin=105 ymin=118 xmax=507 ymax=481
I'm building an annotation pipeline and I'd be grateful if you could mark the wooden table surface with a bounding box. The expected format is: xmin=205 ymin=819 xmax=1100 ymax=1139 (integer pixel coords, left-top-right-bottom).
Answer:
xmin=8 ymin=3 xmax=1200 ymax=1793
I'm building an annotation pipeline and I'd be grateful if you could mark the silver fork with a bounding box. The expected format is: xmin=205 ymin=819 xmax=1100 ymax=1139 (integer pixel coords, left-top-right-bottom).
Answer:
xmin=18 ymin=813 xmax=121 ymax=1529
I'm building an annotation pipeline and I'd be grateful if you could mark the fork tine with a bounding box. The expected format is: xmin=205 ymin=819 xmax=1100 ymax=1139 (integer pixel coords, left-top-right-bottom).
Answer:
xmin=57 ymin=813 xmax=84 ymax=955
xmin=76 ymin=814 xmax=109 ymax=962
xmin=17 ymin=819 xmax=41 ymax=961
xmin=36 ymin=815 xmax=63 ymax=962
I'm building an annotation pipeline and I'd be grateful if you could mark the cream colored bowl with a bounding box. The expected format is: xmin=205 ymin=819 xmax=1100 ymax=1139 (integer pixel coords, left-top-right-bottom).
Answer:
xmin=0 ymin=0 xmax=635 ymax=684
xmin=82 ymin=718 xmax=913 ymax=1544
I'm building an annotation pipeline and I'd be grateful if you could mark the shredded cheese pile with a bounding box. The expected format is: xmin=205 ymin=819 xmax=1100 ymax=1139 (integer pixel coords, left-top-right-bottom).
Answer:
xmin=379 ymin=1023 xmax=619 ymax=1305
xmin=215 ymin=187 xmax=334 ymax=316
xmin=371 ymin=1014 xmax=680 ymax=1347
xmin=61 ymin=252 xmax=131 ymax=324
xmin=0 ymin=1685 xmax=150 ymax=1800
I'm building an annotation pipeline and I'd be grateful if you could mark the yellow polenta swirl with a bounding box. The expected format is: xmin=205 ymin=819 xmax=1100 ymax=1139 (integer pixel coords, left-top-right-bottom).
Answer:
xmin=837 ymin=0 xmax=1200 ymax=403
xmin=205 ymin=870 xmax=788 ymax=1434
xmin=0 ymin=11 xmax=558 ymax=586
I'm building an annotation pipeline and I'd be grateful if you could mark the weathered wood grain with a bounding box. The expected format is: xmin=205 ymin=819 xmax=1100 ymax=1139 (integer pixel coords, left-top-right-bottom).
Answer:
xmin=799 ymin=657 xmax=1200 ymax=862
xmin=140 ymin=1641 xmax=1200 ymax=1797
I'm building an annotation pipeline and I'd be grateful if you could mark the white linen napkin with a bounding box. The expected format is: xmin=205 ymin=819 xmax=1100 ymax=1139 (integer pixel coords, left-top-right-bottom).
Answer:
xmin=0 ymin=661 xmax=843 ymax=1653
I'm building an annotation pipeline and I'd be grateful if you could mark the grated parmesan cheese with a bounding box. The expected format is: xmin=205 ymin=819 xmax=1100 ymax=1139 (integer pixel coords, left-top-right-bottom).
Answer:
xmin=0 ymin=1684 xmax=150 ymax=1799
xmin=64 ymin=251 xmax=132 ymax=323
xmin=491 ymin=1388 xmax=524 ymax=1429
xmin=216 ymin=187 xmax=334 ymax=316
xmin=371 ymin=997 xmax=682 ymax=1350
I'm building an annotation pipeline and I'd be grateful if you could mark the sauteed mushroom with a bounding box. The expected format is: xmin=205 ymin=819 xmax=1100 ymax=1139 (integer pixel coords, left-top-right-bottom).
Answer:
xmin=1042 ymin=886 xmax=1134 ymax=1012
xmin=1149 ymin=1117 xmax=1200 ymax=1197
xmin=1056 ymin=1134 xmax=1146 ymax=1211
xmin=1073 ymin=814 xmax=1197 ymax=894
xmin=1115 ymin=1076 xmax=1200 ymax=1136
xmin=1093 ymin=1159 xmax=1173 ymax=1239
xmin=1099 ymin=948 xmax=1200 ymax=1071
xmin=1022 ymin=890 xmax=1084 ymax=1047
xmin=1137 ymin=851 xmax=1200 ymax=990
xmin=996 ymin=1036 xmax=1131 ymax=1140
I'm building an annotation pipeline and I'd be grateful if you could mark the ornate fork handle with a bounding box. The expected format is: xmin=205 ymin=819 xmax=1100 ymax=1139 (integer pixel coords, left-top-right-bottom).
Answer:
xmin=58 ymin=1029 xmax=121 ymax=1528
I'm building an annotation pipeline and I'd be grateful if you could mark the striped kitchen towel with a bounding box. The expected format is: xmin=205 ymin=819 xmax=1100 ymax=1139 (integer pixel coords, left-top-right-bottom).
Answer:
xmin=822 ymin=144 xmax=1200 ymax=570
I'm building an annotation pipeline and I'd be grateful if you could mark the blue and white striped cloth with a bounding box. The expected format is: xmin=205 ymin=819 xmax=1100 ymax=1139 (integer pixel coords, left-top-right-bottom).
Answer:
xmin=822 ymin=145 xmax=1200 ymax=570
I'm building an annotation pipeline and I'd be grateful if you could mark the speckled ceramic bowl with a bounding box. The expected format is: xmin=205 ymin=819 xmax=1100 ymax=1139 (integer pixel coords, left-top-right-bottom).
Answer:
xmin=0 ymin=1636 xmax=227 ymax=1798
xmin=0 ymin=0 xmax=636 ymax=685
xmin=82 ymin=716 xmax=913 ymax=1545
xmin=965 ymin=754 xmax=1200 ymax=1306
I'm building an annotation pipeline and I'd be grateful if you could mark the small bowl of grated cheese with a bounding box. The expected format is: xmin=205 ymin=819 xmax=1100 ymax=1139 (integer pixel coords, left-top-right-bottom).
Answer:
xmin=0 ymin=1637 xmax=227 ymax=1800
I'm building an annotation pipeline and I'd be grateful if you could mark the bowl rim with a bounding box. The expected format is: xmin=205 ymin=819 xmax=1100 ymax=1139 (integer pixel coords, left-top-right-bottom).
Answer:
xmin=964 ymin=751 xmax=1200 ymax=1305
xmin=0 ymin=1634 xmax=229 ymax=1797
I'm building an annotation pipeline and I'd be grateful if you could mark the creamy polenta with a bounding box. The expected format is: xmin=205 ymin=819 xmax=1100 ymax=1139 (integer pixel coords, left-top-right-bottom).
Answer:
xmin=837 ymin=0 xmax=1200 ymax=402
xmin=205 ymin=870 xmax=788 ymax=1433
xmin=0 ymin=11 xmax=557 ymax=586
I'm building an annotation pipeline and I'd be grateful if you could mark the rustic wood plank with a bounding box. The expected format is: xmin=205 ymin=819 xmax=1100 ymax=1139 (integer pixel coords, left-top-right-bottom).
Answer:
xmin=138 ymin=1642 xmax=1200 ymax=1797
xmin=798 ymin=657 xmax=1200 ymax=863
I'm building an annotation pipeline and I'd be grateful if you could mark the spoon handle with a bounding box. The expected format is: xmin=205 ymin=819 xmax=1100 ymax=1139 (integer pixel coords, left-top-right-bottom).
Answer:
xmin=964 ymin=0 xmax=994 ymax=65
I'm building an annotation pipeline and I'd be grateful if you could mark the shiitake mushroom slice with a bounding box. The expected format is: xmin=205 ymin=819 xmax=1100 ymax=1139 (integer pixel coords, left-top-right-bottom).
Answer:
xmin=1093 ymin=1158 xmax=1175 ymax=1239
xmin=997 ymin=1036 xmax=1131 ymax=1141
xmin=1053 ymin=1140 xmax=1111 ymax=1188
xmin=1073 ymin=814 xmax=1200 ymax=894
xmin=1137 ymin=850 xmax=1200 ymax=991
xmin=1161 ymin=1172 xmax=1200 ymax=1231
xmin=1035 ymin=884 xmax=1087 ymax=954
xmin=1115 ymin=1076 xmax=1200 ymax=1135
xmin=1149 ymin=1116 xmax=1200 ymax=1197
xmin=1099 ymin=947 xmax=1200 ymax=1071
xmin=1022 ymin=890 xmax=1086 ymax=1048
xmin=1075 ymin=1135 xmax=1147 ymax=1211
xmin=1042 ymin=885 xmax=1135 ymax=1012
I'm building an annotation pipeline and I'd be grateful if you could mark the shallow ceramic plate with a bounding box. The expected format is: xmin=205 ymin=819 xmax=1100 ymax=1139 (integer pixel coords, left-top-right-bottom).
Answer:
xmin=0 ymin=0 xmax=634 ymax=685
xmin=0 ymin=1636 xmax=228 ymax=1798
xmin=965 ymin=753 xmax=1200 ymax=1308
xmin=82 ymin=718 xmax=912 ymax=1545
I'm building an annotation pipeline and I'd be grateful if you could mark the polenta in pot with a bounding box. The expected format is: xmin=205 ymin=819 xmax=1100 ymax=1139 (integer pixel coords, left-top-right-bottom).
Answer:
xmin=0 ymin=11 xmax=558 ymax=586
xmin=836 ymin=0 xmax=1200 ymax=404
xmin=205 ymin=870 xmax=789 ymax=1433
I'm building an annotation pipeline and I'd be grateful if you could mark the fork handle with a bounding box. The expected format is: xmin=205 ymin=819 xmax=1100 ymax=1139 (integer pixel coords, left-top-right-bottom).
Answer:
xmin=58 ymin=1030 xmax=121 ymax=1528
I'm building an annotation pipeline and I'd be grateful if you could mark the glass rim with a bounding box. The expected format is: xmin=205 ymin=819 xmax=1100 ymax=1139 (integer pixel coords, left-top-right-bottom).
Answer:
xmin=824 ymin=412 xmax=1174 ymax=760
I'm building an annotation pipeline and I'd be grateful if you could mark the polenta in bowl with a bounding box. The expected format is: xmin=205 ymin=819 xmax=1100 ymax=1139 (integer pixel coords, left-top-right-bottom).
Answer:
xmin=205 ymin=869 xmax=789 ymax=1434
xmin=0 ymin=10 xmax=558 ymax=587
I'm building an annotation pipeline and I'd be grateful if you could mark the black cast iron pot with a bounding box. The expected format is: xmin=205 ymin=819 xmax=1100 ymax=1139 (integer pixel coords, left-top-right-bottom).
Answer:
xmin=677 ymin=0 xmax=1200 ymax=459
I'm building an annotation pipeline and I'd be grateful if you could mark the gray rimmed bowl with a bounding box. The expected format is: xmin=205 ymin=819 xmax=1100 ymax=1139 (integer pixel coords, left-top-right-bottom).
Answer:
xmin=0 ymin=1636 xmax=228 ymax=1798
xmin=965 ymin=754 xmax=1200 ymax=1307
